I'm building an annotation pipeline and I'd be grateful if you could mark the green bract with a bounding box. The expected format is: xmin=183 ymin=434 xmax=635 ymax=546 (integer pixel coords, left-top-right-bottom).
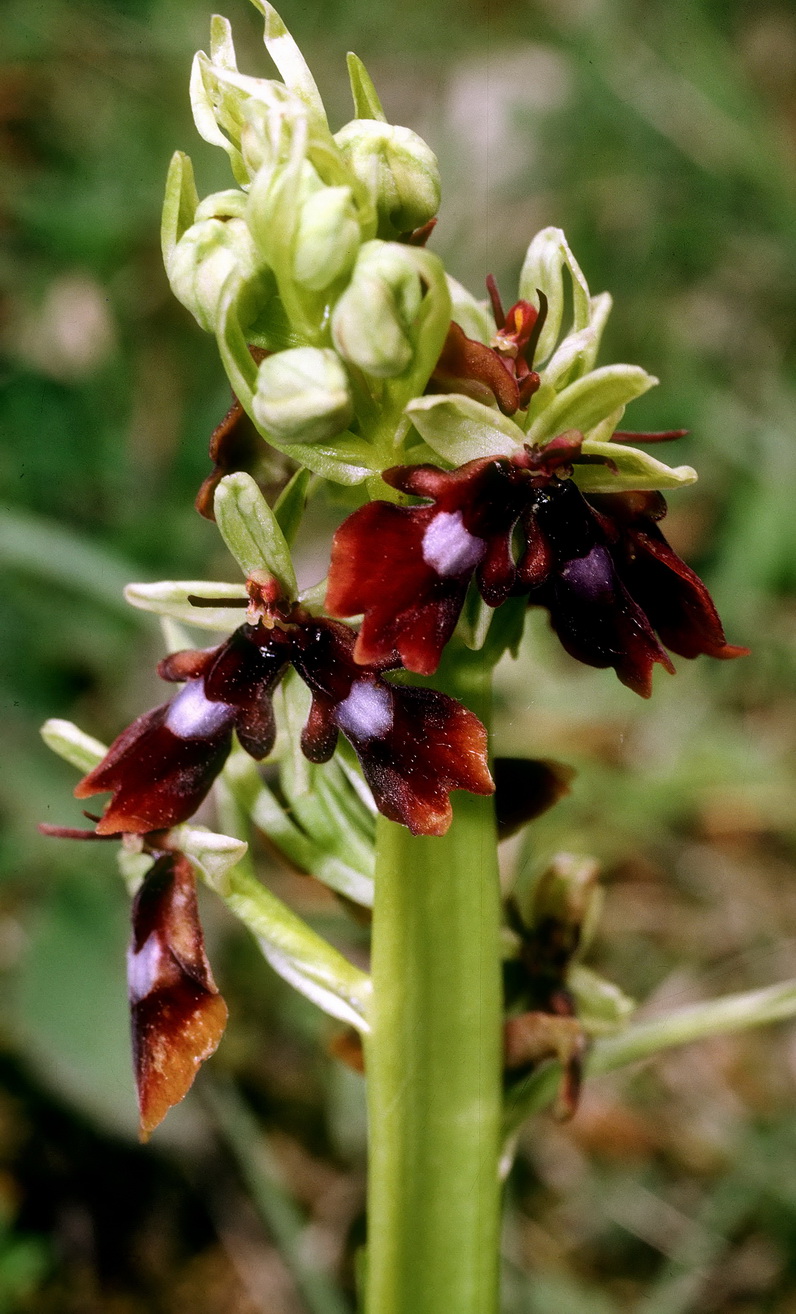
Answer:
xmin=253 ymin=346 xmax=354 ymax=444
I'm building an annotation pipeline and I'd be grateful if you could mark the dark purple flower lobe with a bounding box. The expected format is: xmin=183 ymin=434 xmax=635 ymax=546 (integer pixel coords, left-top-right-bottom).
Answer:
xmin=326 ymin=457 xmax=527 ymax=675
xmin=75 ymin=625 xmax=290 ymax=834
xmin=588 ymin=491 xmax=749 ymax=663
xmin=128 ymin=851 xmax=227 ymax=1139
xmin=292 ymin=618 xmax=494 ymax=836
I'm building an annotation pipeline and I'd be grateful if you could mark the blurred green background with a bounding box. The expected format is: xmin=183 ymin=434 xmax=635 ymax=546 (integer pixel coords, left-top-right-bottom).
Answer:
xmin=1 ymin=0 xmax=796 ymax=1308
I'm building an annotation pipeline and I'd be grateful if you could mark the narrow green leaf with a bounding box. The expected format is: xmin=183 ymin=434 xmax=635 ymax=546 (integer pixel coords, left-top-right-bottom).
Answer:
xmin=0 ymin=509 xmax=137 ymax=616
xmin=572 ymin=439 xmax=697 ymax=493
xmin=346 ymin=52 xmax=386 ymax=121
xmin=40 ymin=719 xmax=106 ymax=773
xmin=215 ymin=472 xmax=297 ymax=595
xmin=124 ymin=580 xmax=248 ymax=631
xmin=406 ymin=393 xmax=524 ymax=466
xmin=526 ymin=364 xmax=658 ymax=446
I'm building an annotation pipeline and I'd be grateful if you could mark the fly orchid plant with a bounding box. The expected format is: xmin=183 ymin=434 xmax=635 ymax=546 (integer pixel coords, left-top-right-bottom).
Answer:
xmin=40 ymin=6 xmax=769 ymax=1312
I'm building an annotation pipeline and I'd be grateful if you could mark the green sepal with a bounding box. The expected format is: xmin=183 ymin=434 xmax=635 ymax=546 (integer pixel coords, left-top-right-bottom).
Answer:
xmin=539 ymin=292 xmax=612 ymax=392
xmin=518 ymin=225 xmax=592 ymax=366
xmin=190 ymin=52 xmax=249 ymax=185
xmin=572 ymin=439 xmax=697 ymax=493
xmin=405 ymin=393 xmax=523 ymax=466
xmin=124 ymin=579 xmax=248 ymax=632
xmin=161 ymin=151 xmax=199 ymax=272
xmin=40 ymin=718 xmax=106 ymax=773
xmin=250 ymin=0 xmax=329 ymax=131
xmin=526 ymin=364 xmax=658 ymax=447
xmin=214 ymin=472 xmax=298 ymax=595
xmin=171 ymin=824 xmax=249 ymax=890
xmin=274 ymin=467 xmax=312 ymax=545
xmin=346 ymin=52 xmax=387 ymax=121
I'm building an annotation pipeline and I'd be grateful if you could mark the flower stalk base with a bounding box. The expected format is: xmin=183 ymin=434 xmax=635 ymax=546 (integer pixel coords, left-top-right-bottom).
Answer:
xmin=365 ymin=654 xmax=502 ymax=1314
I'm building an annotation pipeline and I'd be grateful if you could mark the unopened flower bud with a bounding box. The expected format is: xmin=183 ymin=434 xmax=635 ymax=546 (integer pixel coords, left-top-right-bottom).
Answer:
xmin=167 ymin=216 xmax=263 ymax=333
xmin=293 ymin=186 xmax=361 ymax=291
xmin=253 ymin=347 xmax=353 ymax=444
xmin=334 ymin=119 xmax=440 ymax=237
xmin=331 ymin=240 xmax=423 ymax=377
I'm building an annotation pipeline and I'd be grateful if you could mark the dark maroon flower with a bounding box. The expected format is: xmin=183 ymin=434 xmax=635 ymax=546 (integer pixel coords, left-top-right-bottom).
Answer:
xmin=522 ymin=480 xmax=676 ymax=697
xmin=326 ymin=457 xmax=531 ymax=675
xmin=76 ymin=597 xmax=493 ymax=839
xmin=128 ymin=850 xmax=227 ymax=1139
xmin=587 ymin=491 xmax=750 ymax=663
xmin=291 ymin=617 xmax=494 ymax=836
xmin=428 ymin=280 xmax=545 ymax=416
xmin=328 ymin=432 xmax=747 ymax=695
xmin=76 ymin=624 xmax=291 ymax=834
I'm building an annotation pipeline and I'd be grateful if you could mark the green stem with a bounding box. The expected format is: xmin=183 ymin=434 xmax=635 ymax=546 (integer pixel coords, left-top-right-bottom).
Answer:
xmin=365 ymin=651 xmax=503 ymax=1314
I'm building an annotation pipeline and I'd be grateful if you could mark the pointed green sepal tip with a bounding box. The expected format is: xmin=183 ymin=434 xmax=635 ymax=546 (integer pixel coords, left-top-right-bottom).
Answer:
xmin=346 ymin=52 xmax=387 ymax=121
xmin=249 ymin=0 xmax=328 ymax=126
xmin=214 ymin=472 xmax=298 ymax=596
xmin=124 ymin=580 xmax=249 ymax=631
xmin=41 ymin=718 xmax=107 ymax=773
xmin=572 ymin=439 xmax=698 ymax=494
xmin=161 ymin=151 xmax=199 ymax=270
xmin=171 ymin=824 xmax=249 ymax=895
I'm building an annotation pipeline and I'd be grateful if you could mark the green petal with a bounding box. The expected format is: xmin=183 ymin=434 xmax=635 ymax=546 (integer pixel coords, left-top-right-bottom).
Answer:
xmin=527 ymin=364 xmax=657 ymax=446
xmin=124 ymin=580 xmax=249 ymax=631
xmin=572 ymin=439 xmax=697 ymax=493
xmin=405 ymin=393 xmax=524 ymax=466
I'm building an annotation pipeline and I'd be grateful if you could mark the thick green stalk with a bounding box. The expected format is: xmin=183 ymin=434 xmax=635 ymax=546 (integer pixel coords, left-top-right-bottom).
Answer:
xmin=365 ymin=653 xmax=503 ymax=1314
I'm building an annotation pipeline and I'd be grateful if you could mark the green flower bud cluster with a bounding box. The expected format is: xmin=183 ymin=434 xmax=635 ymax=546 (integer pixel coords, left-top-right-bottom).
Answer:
xmin=161 ymin=1 xmax=446 ymax=482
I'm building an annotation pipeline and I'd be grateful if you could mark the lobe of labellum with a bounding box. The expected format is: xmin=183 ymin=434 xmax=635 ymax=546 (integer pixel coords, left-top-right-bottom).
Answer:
xmin=586 ymin=492 xmax=749 ymax=664
xmin=129 ymin=852 xmax=227 ymax=1140
xmin=291 ymin=620 xmax=494 ymax=836
xmin=542 ymin=544 xmax=675 ymax=697
xmin=74 ymin=626 xmax=289 ymax=834
xmin=74 ymin=697 xmax=235 ymax=834
xmin=326 ymin=500 xmax=470 ymax=676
